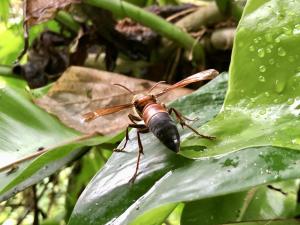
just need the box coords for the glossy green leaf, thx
[223,220,300,225]
[182,0,300,158]
[181,180,299,225]
[0,75,116,201]
[0,0,9,24]
[69,0,300,224]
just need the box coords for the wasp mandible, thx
[83,69,219,182]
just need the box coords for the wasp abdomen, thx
[148,112,180,152]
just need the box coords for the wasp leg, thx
[113,114,143,152]
[168,107,215,140]
[128,114,142,124]
[129,126,149,184]
[113,123,146,152]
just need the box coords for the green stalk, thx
[84,0,205,64]
[56,11,80,33]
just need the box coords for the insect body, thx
[83,69,219,182]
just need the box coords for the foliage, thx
[1,0,300,224]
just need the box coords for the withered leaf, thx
[25,0,81,26]
[35,66,192,135]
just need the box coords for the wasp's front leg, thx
[168,107,215,140]
[113,114,143,152]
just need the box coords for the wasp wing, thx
[155,69,219,97]
[82,103,134,122]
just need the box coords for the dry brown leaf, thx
[25,0,81,26]
[35,66,193,135]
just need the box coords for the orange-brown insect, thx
[83,69,219,182]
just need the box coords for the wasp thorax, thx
[132,94,157,115]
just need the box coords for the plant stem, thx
[55,11,80,33]
[84,0,205,64]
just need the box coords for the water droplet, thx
[253,38,259,43]
[259,109,266,115]
[258,75,266,82]
[287,98,294,105]
[282,26,292,35]
[240,89,244,93]
[251,58,255,62]
[293,24,300,35]
[274,98,279,103]
[277,47,286,56]
[259,65,266,73]
[275,79,285,93]
[257,48,265,57]
[277,12,285,20]
[268,58,275,65]
[266,47,272,53]
[249,45,255,52]
[265,33,273,42]
[264,91,270,97]
[275,37,281,43]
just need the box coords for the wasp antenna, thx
[148,81,166,94]
[82,111,98,122]
[113,83,134,95]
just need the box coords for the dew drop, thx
[277,47,286,56]
[249,45,255,52]
[259,109,266,115]
[268,58,275,65]
[282,26,292,35]
[266,47,272,54]
[293,24,300,35]
[253,38,259,43]
[287,98,294,105]
[257,48,265,58]
[264,91,270,97]
[259,65,266,73]
[265,33,273,42]
[258,75,265,82]
[275,37,281,43]
[275,79,285,93]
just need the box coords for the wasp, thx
[83,69,219,182]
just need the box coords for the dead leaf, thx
[35,66,193,135]
[25,0,81,26]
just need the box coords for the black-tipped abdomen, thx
[148,112,180,152]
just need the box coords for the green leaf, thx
[182,0,300,158]
[223,220,300,225]
[181,180,299,225]
[0,0,10,24]
[0,75,115,201]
